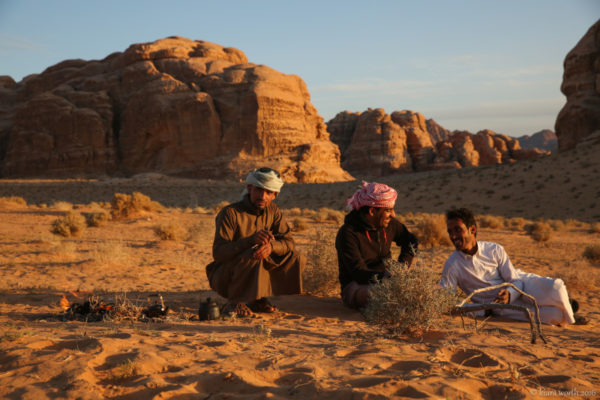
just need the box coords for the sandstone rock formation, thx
[328,109,411,176]
[555,19,600,151]
[327,109,549,175]
[517,129,557,152]
[0,37,352,182]
[425,118,452,144]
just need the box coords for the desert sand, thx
[0,141,599,399]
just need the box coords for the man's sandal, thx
[248,297,278,313]
[223,302,253,317]
[574,314,589,325]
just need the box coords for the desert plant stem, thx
[455,282,546,344]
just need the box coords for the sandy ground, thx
[0,197,598,399]
[0,140,599,399]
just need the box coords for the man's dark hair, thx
[446,207,477,228]
[357,206,372,215]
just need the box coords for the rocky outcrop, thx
[390,111,435,171]
[426,118,452,143]
[0,37,352,182]
[327,109,550,175]
[517,129,557,152]
[329,108,411,176]
[555,20,600,151]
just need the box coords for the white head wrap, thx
[241,167,284,199]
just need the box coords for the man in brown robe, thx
[206,167,304,316]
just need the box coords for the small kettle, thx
[198,297,220,321]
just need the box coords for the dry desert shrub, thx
[556,260,600,291]
[110,192,163,220]
[363,259,458,336]
[506,217,527,231]
[52,212,86,237]
[0,196,27,208]
[524,222,552,242]
[51,201,74,211]
[87,201,110,211]
[112,359,138,380]
[312,208,345,225]
[564,219,586,230]
[583,245,600,264]
[301,208,316,218]
[92,240,130,264]
[478,215,505,230]
[415,214,452,248]
[285,207,303,217]
[547,219,567,232]
[153,224,187,241]
[213,200,230,214]
[302,228,339,296]
[85,211,110,227]
[291,217,309,232]
[399,212,416,225]
[186,222,210,243]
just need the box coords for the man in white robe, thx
[440,208,582,325]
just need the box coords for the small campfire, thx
[60,293,169,322]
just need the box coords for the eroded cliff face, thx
[0,37,352,182]
[327,109,549,175]
[556,20,600,151]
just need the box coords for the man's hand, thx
[252,229,274,246]
[253,242,272,260]
[493,288,510,304]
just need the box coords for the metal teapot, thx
[198,297,220,321]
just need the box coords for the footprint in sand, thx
[345,376,390,388]
[205,340,227,347]
[532,374,571,384]
[45,338,102,352]
[388,360,431,373]
[394,385,430,399]
[450,348,500,368]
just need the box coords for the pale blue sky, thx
[1,0,598,136]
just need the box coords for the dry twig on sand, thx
[453,282,547,344]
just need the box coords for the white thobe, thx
[441,241,575,325]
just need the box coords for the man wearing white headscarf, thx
[206,167,304,317]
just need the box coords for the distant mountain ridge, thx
[516,130,557,152]
[326,109,550,176]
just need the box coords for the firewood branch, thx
[452,282,547,344]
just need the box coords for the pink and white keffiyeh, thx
[345,181,397,211]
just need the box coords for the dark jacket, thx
[335,210,418,290]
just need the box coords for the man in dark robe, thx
[206,167,304,316]
[336,182,418,309]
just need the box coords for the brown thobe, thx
[205,195,303,302]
